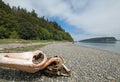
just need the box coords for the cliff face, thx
[79,37,117,43]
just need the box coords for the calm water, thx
[76,41,120,53]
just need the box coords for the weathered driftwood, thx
[0,50,71,76]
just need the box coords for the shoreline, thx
[74,43,120,54]
[75,41,120,54]
[39,42,120,81]
[0,42,120,82]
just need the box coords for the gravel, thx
[0,42,120,82]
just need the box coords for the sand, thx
[0,42,120,82]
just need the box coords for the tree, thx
[31,9,37,17]
[0,26,9,38]
[0,0,73,41]
[18,22,37,40]
[37,27,51,40]
[10,31,20,39]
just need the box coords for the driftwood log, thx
[0,50,71,76]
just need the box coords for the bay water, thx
[76,41,120,53]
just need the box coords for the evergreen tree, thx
[0,0,73,41]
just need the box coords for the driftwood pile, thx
[0,50,71,77]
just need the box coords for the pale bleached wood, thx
[0,50,70,76]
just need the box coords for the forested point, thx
[0,0,73,41]
[79,37,117,43]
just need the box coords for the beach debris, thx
[0,50,71,77]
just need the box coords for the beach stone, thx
[107,76,115,82]
[0,42,120,82]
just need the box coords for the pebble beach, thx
[0,42,120,82]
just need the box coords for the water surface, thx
[76,41,120,53]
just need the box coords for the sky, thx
[3,0,120,41]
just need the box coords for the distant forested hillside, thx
[0,0,73,41]
[80,37,117,43]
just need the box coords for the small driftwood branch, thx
[0,50,71,76]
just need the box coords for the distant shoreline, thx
[75,41,120,54]
[79,37,117,43]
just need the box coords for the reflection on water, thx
[76,41,120,53]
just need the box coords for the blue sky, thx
[3,0,120,40]
[48,17,84,35]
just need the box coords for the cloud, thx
[78,0,120,34]
[3,0,33,11]
[3,0,120,40]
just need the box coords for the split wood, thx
[0,50,71,76]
